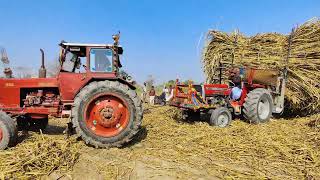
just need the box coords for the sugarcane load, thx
[202,18,320,116]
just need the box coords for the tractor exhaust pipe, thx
[39,49,47,78]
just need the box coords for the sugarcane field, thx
[0,1,320,179]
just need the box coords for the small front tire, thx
[209,107,232,127]
[0,111,18,150]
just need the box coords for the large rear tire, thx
[243,88,273,124]
[0,111,18,150]
[71,80,143,148]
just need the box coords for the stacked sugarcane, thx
[203,18,320,115]
[0,134,81,179]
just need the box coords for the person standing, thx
[141,82,147,103]
[149,86,156,105]
[166,85,174,101]
[163,85,169,96]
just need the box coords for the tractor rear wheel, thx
[209,107,232,127]
[243,88,273,124]
[71,80,143,148]
[0,111,17,150]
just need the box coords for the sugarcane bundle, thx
[203,18,320,115]
[0,134,80,179]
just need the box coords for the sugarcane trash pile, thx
[0,106,319,179]
[203,18,320,115]
[0,133,80,179]
[307,115,320,130]
[72,106,320,179]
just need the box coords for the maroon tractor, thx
[0,34,143,149]
[170,67,287,127]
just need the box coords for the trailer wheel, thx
[71,80,143,148]
[0,111,17,150]
[243,88,273,124]
[209,107,232,127]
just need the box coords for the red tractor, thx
[170,67,287,127]
[0,34,143,150]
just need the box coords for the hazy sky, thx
[0,0,319,83]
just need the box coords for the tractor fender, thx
[68,77,136,101]
[82,77,136,93]
[115,78,136,90]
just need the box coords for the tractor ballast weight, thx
[170,67,286,127]
[0,34,143,150]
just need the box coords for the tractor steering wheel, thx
[228,80,235,88]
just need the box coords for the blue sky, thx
[0,0,319,84]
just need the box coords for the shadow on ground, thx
[122,126,148,148]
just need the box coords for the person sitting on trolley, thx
[229,68,242,100]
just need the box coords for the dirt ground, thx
[1,105,320,179]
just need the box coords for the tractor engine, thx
[206,95,227,106]
[23,90,60,107]
[203,84,230,106]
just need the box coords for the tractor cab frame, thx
[58,42,123,74]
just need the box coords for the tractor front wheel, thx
[243,88,273,124]
[71,80,143,148]
[209,107,232,127]
[0,111,17,150]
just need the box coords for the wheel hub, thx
[101,107,114,120]
[98,106,119,127]
[217,113,229,127]
[85,93,130,137]
[258,99,270,120]
[93,102,124,128]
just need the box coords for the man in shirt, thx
[149,86,156,105]
[141,82,147,103]
[229,68,242,100]
[166,85,174,102]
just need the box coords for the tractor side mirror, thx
[117,47,123,55]
[82,64,88,71]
